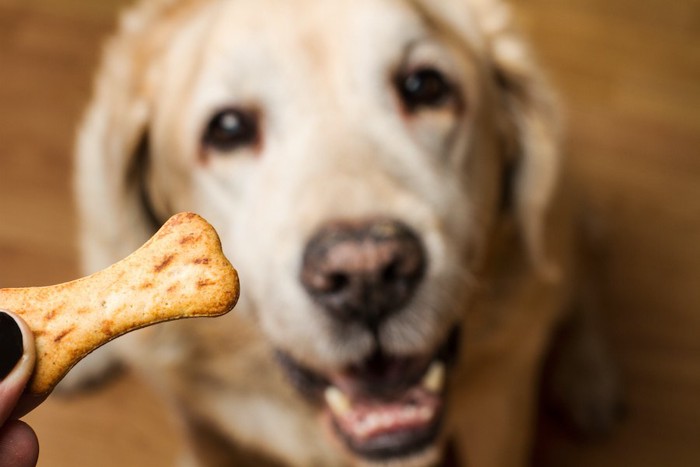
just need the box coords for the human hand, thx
[0,311,41,467]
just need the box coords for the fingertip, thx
[0,311,37,421]
[0,420,39,467]
[0,311,36,377]
[0,312,25,380]
[0,311,36,381]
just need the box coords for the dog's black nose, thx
[300,219,426,327]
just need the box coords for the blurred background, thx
[0,0,698,465]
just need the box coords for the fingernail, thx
[0,312,24,380]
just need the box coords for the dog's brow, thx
[397,37,430,71]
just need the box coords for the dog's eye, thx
[203,108,259,152]
[396,67,453,112]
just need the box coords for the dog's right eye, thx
[203,108,259,153]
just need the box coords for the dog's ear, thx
[477,1,563,281]
[74,1,181,273]
[416,0,563,279]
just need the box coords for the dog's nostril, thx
[300,219,426,326]
[327,273,350,294]
[381,260,400,284]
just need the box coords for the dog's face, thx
[81,0,560,464]
[146,0,507,462]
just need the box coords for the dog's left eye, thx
[203,108,259,152]
[396,67,454,112]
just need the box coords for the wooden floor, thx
[1,0,698,465]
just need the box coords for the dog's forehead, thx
[202,0,478,70]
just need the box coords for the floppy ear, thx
[476,0,563,280]
[74,0,192,274]
[416,0,563,278]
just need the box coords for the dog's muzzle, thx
[276,219,460,461]
[275,327,461,461]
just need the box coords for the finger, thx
[0,420,39,467]
[0,311,36,423]
[10,393,49,421]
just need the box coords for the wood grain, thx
[0,0,698,465]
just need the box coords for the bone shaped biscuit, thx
[0,212,239,395]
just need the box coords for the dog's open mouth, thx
[275,327,461,461]
[324,357,446,460]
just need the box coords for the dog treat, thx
[0,212,239,395]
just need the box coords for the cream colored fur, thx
[72,0,600,466]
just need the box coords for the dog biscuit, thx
[0,212,239,395]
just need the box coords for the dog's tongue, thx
[333,387,441,441]
[324,362,445,442]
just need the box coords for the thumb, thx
[0,311,36,423]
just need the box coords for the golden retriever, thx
[71,0,619,465]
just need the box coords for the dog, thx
[71,0,620,465]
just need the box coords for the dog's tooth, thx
[324,387,352,417]
[422,361,446,393]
